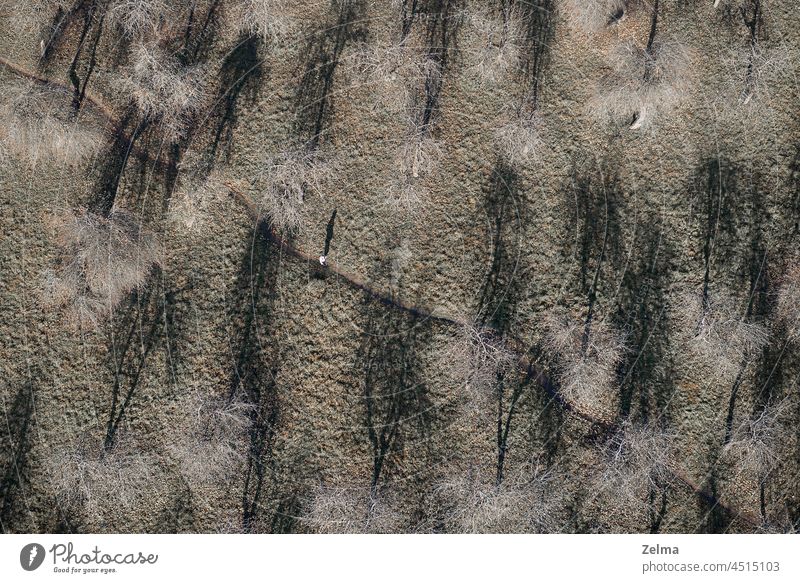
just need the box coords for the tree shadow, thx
[294,0,368,148]
[356,294,432,494]
[615,216,674,421]
[226,223,282,533]
[103,276,168,449]
[0,380,35,533]
[203,34,266,171]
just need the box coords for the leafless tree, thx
[302,483,401,533]
[253,148,331,233]
[723,398,789,480]
[384,119,443,213]
[45,433,163,528]
[562,0,629,35]
[542,310,625,414]
[167,391,254,489]
[41,208,162,328]
[775,264,800,338]
[439,319,515,414]
[124,42,207,142]
[168,170,232,231]
[675,289,768,384]
[435,461,557,533]
[466,5,525,84]
[231,0,294,42]
[106,0,172,39]
[0,80,104,166]
[493,110,545,166]
[589,38,693,131]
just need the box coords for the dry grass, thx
[589,39,693,131]
[45,434,163,527]
[253,149,331,233]
[542,310,625,412]
[675,289,769,383]
[776,264,800,337]
[41,208,162,328]
[167,392,254,489]
[125,43,207,142]
[302,483,401,533]
[0,80,104,166]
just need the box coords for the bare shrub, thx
[254,149,330,233]
[168,392,254,489]
[107,0,171,39]
[302,484,400,533]
[384,121,443,213]
[493,111,545,166]
[675,290,769,383]
[435,462,556,533]
[0,81,104,165]
[542,310,625,412]
[466,7,525,83]
[589,39,693,131]
[439,320,515,412]
[231,0,294,42]
[724,398,789,479]
[45,434,162,527]
[41,208,162,328]
[562,0,628,35]
[125,43,206,142]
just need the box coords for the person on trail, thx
[319,209,337,267]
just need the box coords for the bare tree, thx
[439,319,515,414]
[589,38,693,131]
[45,433,163,529]
[675,289,768,384]
[385,117,443,213]
[302,483,401,533]
[106,0,172,39]
[124,42,207,142]
[493,111,545,166]
[167,391,254,489]
[434,461,557,533]
[562,0,629,35]
[0,80,104,166]
[542,310,625,414]
[466,5,525,84]
[231,0,294,42]
[253,148,331,233]
[41,208,162,328]
[723,398,788,481]
[775,264,800,338]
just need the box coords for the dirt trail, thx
[0,56,758,530]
